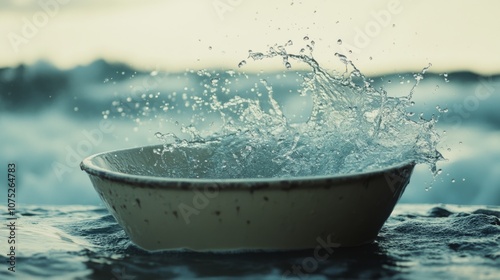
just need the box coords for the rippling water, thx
[1,204,498,279]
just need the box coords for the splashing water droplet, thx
[337,39,342,45]
[238,60,247,68]
[334,53,349,65]
[451,179,456,183]
[249,52,265,61]
[303,36,309,41]
[154,132,163,139]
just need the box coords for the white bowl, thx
[81,144,414,252]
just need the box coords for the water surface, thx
[1,204,498,279]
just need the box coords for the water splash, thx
[148,42,442,179]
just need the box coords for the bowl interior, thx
[82,143,415,184]
[86,144,219,178]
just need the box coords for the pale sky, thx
[1,0,499,75]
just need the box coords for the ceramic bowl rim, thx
[80,144,416,188]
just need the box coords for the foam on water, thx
[128,42,443,179]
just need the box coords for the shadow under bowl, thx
[81,144,415,252]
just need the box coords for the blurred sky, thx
[1,0,499,75]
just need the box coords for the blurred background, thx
[1,0,499,205]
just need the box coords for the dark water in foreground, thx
[0,204,498,279]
